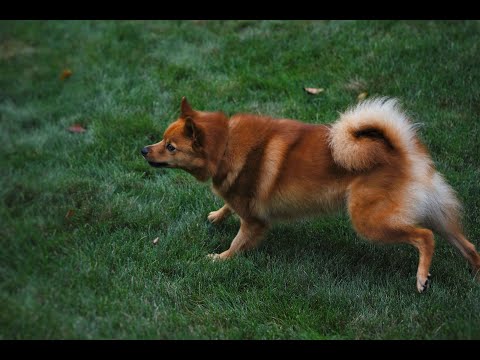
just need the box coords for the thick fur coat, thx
[142,97,480,293]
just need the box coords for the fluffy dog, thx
[142,97,480,292]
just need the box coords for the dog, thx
[141,97,480,293]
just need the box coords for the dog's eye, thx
[166,143,176,152]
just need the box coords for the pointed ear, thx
[184,117,203,149]
[181,97,194,118]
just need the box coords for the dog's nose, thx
[141,147,150,156]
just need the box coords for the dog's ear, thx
[181,97,194,118]
[184,117,203,150]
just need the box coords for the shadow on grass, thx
[204,214,478,291]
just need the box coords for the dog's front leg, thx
[208,218,267,260]
[207,204,233,224]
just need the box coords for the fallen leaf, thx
[304,87,325,95]
[357,92,368,101]
[67,124,86,133]
[65,209,75,219]
[152,237,159,245]
[60,69,73,80]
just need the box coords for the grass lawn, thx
[1,20,480,339]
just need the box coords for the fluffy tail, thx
[328,97,417,171]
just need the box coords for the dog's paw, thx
[208,210,224,224]
[207,253,222,261]
[207,252,231,261]
[417,273,432,293]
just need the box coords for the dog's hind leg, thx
[208,204,233,224]
[441,225,480,281]
[423,172,480,281]
[390,227,435,293]
[208,218,267,261]
[354,222,435,293]
[349,196,435,293]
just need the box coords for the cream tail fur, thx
[328,97,417,171]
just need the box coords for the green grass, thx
[1,20,480,339]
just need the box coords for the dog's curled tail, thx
[328,97,417,171]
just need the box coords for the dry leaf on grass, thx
[60,69,73,80]
[152,237,159,245]
[304,87,325,95]
[357,92,368,101]
[65,209,75,219]
[67,124,86,133]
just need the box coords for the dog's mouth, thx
[148,161,170,168]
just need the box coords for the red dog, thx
[142,97,480,293]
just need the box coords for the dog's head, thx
[141,97,228,182]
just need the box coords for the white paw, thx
[417,273,432,293]
[207,210,222,224]
[207,253,222,261]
